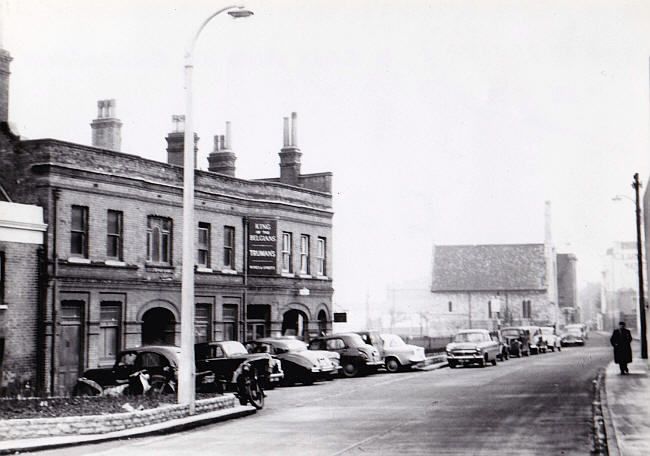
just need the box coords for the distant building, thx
[601,241,640,332]
[430,243,560,335]
[557,253,579,323]
[0,43,334,395]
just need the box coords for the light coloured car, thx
[540,326,562,352]
[446,329,500,368]
[520,326,548,354]
[379,333,426,373]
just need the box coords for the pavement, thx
[0,404,256,455]
[603,355,650,456]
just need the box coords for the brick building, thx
[0,44,333,395]
[0,201,47,394]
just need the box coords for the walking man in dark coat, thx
[610,321,633,375]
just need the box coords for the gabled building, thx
[0,43,334,395]
[430,243,559,334]
[429,202,563,335]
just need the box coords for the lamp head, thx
[228,8,254,18]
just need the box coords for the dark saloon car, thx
[75,346,183,396]
[195,340,284,391]
[501,327,532,357]
[247,338,339,385]
[308,333,383,377]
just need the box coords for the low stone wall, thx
[0,394,238,441]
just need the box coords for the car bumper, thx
[268,372,284,383]
[446,354,483,362]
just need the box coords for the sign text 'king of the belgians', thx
[247,219,277,275]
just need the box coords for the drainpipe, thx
[50,188,59,396]
[468,292,472,329]
[242,217,248,342]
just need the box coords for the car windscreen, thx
[564,328,582,336]
[278,340,308,352]
[453,332,487,343]
[540,327,554,335]
[381,334,406,347]
[343,334,366,347]
[220,341,249,356]
[502,329,521,337]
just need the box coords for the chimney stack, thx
[0,0,11,124]
[207,121,237,176]
[165,115,198,167]
[279,112,302,186]
[90,99,122,151]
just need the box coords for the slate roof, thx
[431,244,549,292]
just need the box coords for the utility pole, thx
[633,173,648,359]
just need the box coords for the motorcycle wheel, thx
[238,370,265,410]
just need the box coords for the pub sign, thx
[247,219,277,275]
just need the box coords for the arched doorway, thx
[282,309,309,341]
[318,309,328,336]
[142,307,176,345]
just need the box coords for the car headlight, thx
[475,348,482,354]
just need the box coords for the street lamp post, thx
[632,173,648,359]
[179,4,253,412]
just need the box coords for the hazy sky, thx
[3,0,650,314]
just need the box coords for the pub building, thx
[0,41,333,395]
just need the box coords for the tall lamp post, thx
[180,4,253,411]
[632,173,648,359]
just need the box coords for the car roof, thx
[254,338,306,347]
[457,329,489,334]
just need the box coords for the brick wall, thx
[0,394,239,440]
[0,241,41,394]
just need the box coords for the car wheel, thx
[148,375,175,395]
[448,361,457,369]
[302,375,315,386]
[478,357,486,368]
[385,357,401,373]
[490,356,497,366]
[342,362,359,377]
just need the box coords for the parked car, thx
[561,327,585,346]
[540,326,562,352]
[246,338,339,385]
[489,330,509,361]
[379,333,426,372]
[74,346,182,397]
[500,327,531,357]
[445,329,500,368]
[521,326,547,354]
[565,323,588,340]
[308,333,383,377]
[194,340,284,408]
[355,330,385,359]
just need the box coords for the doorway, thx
[142,307,176,345]
[282,309,309,341]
